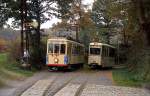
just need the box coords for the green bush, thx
[0,53,34,87]
[127,48,150,81]
[0,53,33,77]
[113,68,148,87]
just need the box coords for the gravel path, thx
[21,78,55,96]
[0,69,149,96]
[80,84,150,96]
[45,72,75,96]
[0,71,51,96]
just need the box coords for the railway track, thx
[18,70,150,96]
[1,70,149,96]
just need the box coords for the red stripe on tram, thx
[47,64,68,67]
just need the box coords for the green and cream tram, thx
[88,42,116,68]
[46,37,85,70]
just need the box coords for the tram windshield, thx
[90,48,101,55]
[48,43,66,54]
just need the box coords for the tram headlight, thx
[54,58,59,63]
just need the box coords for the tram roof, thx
[47,37,84,46]
[90,42,115,48]
[48,37,69,41]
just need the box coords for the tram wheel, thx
[48,67,53,72]
[48,67,58,72]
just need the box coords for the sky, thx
[41,0,94,29]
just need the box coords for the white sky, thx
[41,0,94,29]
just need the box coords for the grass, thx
[112,68,148,87]
[0,53,34,87]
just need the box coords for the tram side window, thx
[102,46,105,56]
[68,43,71,55]
[54,44,59,53]
[72,44,79,55]
[60,44,66,54]
[109,48,115,57]
[48,44,53,53]
[77,46,80,54]
[72,44,75,54]
[80,46,83,55]
[102,46,108,57]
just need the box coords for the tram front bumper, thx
[88,63,101,67]
[47,64,68,67]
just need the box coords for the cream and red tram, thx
[88,42,115,68]
[46,37,85,70]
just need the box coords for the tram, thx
[46,37,85,71]
[88,42,116,68]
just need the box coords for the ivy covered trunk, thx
[129,0,150,80]
[29,0,43,69]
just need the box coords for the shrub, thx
[7,37,21,62]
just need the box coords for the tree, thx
[91,0,115,43]
[106,0,150,80]
[79,11,95,47]
[27,0,74,68]
[131,0,150,46]
[0,0,75,69]
[130,0,150,79]
[0,0,13,27]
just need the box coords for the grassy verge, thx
[0,53,34,87]
[112,68,149,87]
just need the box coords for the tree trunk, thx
[133,0,150,46]
[20,0,24,58]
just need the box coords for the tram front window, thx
[90,48,101,55]
[48,44,53,53]
[48,43,66,54]
[60,44,66,54]
[54,44,59,53]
